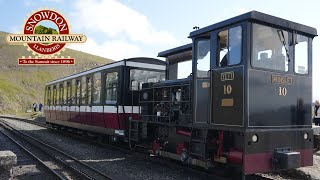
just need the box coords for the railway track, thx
[0,118,114,180]
[0,125,61,179]
[0,116,276,180]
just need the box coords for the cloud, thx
[68,37,146,60]
[67,0,180,60]
[71,0,179,46]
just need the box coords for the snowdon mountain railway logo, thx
[6,8,86,65]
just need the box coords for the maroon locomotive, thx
[44,11,317,178]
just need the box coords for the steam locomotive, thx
[44,11,317,178]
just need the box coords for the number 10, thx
[278,87,287,96]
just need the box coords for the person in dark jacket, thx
[39,103,43,112]
[314,100,320,126]
[33,103,37,112]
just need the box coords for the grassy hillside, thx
[0,31,113,115]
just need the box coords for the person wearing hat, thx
[314,100,320,126]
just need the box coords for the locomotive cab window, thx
[196,39,210,77]
[252,24,289,72]
[218,26,242,67]
[130,69,165,90]
[177,59,192,79]
[295,34,309,74]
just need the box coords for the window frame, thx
[293,33,310,75]
[195,37,211,78]
[104,70,119,105]
[81,76,87,105]
[217,25,243,67]
[92,72,102,105]
[46,86,51,106]
[87,76,93,106]
[250,22,292,73]
[75,79,81,106]
[52,85,56,106]
[71,79,76,106]
[66,81,72,106]
[63,81,67,105]
[59,83,63,106]
[129,67,166,91]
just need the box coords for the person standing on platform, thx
[39,103,43,112]
[33,103,37,112]
[314,100,320,126]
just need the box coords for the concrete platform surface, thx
[0,150,17,166]
[313,125,320,135]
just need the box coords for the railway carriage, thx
[44,58,166,136]
[44,11,317,178]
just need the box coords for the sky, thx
[0,0,319,100]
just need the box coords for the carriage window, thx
[252,24,289,72]
[55,84,60,106]
[50,85,54,106]
[76,80,81,106]
[53,85,57,106]
[71,79,76,105]
[59,84,63,106]
[93,72,101,104]
[44,87,47,105]
[196,39,210,77]
[81,76,87,105]
[105,72,118,104]
[47,86,51,106]
[218,26,242,67]
[130,69,165,90]
[295,34,308,74]
[63,81,67,105]
[67,82,72,105]
[87,77,92,105]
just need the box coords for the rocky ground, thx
[2,118,216,180]
[2,115,320,180]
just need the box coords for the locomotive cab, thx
[188,11,317,175]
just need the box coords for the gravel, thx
[3,117,320,180]
[1,118,210,180]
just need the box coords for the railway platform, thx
[0,150,17,179]
[312,125,320,135]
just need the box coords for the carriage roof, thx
[46,57,166,85]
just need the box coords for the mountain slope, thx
[0,31,113,114]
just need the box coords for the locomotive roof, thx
[158,43,192,57]
[46,57,166,85]
[189,11,317,38]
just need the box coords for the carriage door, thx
[194,39,211,123]
[211,26,244,126]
